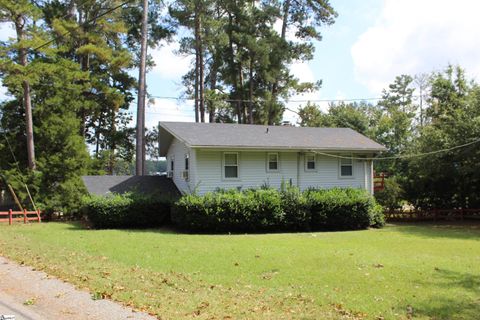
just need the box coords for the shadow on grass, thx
[63,221,181,235]
[389,220,480,240]
[407,269,480,319]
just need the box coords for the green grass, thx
[0,222,479,319]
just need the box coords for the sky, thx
[2,0,480,129]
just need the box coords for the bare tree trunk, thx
[95,115,103,158]
[248,57,254,124]
[15,15,36,170]
[194,9,201,123]
[108,110,116,175]
[199,26,205,122]
[238,61,246,123]
[208,57,219,123]
[136,0,148,176]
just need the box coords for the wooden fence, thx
[385,208,480,221]
[0,209,42,225]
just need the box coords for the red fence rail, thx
[373,172,386,192]
[0,209,42,225]
[385,208,480,221]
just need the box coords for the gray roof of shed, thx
[159,122,386,156]
[82,175,180,197]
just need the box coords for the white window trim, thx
[339,156,354,179]
[304,153,317,172]
[266,152,280,172]
[222,152,240,180]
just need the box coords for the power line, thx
[33,0,134,51]
[314,138,480,161]
[147,94,423,104]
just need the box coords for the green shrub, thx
[172,189,284,233]
[173,187,384,233]
[306,188,374,230]
[370,203,386,228]
[374,177,404,210]
[82,193,172,229]
[280,186,310,231]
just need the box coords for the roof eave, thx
[190,145,386,152]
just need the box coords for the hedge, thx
[172,187,385,233]
[82,193,172,229]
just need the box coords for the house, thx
[159,122,386,195]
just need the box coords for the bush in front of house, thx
[172,187,384,233]
[306,188,375,231]
[172,188,285,233]
[280,186,310,231]
[82,192,172,229]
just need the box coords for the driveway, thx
[0,257,157,320]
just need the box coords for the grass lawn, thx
[0,222,479,319]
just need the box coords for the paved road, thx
[0,257,157,320]
[0,291,44,320]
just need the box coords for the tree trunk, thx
[136,0,148,176]
[238,61,246,123]
[95,114,103,158]
[194,8,201,123]
[248,57,254,124]
[15,15,36,170]
[227,13,241,123]
[208,56,219,123]
[108,110,116,175]
[198,15,205,122]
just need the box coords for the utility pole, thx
[136,0,148,175]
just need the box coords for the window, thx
[340,157,353,177]
[267,153,279,171]
[224,153,238,178]
[305,153,316,171]
[185,154,189,170]
[170,156,175,171]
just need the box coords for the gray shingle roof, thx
[159,122,385,156]
[82,176,180,197]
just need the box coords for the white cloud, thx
[352,0,480,95]
[150,41,191,79]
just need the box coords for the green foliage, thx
[173,187,383,233]
[374,177,404,210]
[82,193,172,229]
[280,186,310,231]
[173,189,285,233]
[298,101,375,136]
[305,188,375,231]
[170,0,337,124]
[403,66,480,208]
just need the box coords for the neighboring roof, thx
[82,176,180,197]
[159,122,386,156]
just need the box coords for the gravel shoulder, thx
[0,256,157,320]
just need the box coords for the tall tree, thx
[0,0,39,170]
[136,0,148,175]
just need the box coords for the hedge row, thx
[82,193,171,229]
[172,187,385,233]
